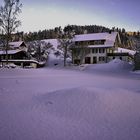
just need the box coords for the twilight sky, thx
[5,0,140,32]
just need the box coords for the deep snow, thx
[0,60,140,140]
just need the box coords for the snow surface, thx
[0,59,140,140]
[42,39,59,50]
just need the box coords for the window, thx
[74,59,80,64]
[99,49,101,53]
[99,57,105,61]
[94,41,99,45]
[101,40,105,44]
[75,42,79,45]
[73,49,80,56]
[93,57,97,64]
[102,48,105,53]
[92,48,98,53]
[107,49,113,53]
[85,49,90,54]
[99,48,105,53]
[89,41,95,45]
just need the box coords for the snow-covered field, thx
[0,60,140,140]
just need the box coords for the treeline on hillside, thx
[1,24,140,49]
[23,25,111,42]
[24,25,139,50]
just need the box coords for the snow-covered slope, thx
[42,39,71,67]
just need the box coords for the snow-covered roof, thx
[1,59,39,63]
[73,32,118,47]
[74,32,118,41]
[105,32,119,46]
[0,49,23,55]
[9,41,26,49]
[115,47,136,55]
[74,33,107,41]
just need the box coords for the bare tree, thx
[58,30,75,67]
[79,42,89,64]
[27,40,52,61]
[0,0,22,63]
[71,41,88,65]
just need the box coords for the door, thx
[93,57,97,64]
[85,57,91,64]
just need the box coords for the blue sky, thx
[10,0,140,32]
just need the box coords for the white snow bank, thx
[47,53,64,66]
[47,51,71,67]
[84,59,133,73]
[132,70,140,74]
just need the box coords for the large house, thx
[71,32,122,64]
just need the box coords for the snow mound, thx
[33,87,140,140]
[85,59,133,73]
[133,70,140,74]
[44,39,72,67]
[36,87,140,117]
[47,53,64,66]
[47,51,71,67]
[108,58,133,70]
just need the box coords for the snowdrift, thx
[84,59,133,73]
[32,87,140,140]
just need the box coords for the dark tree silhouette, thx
[0,0,22,63]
